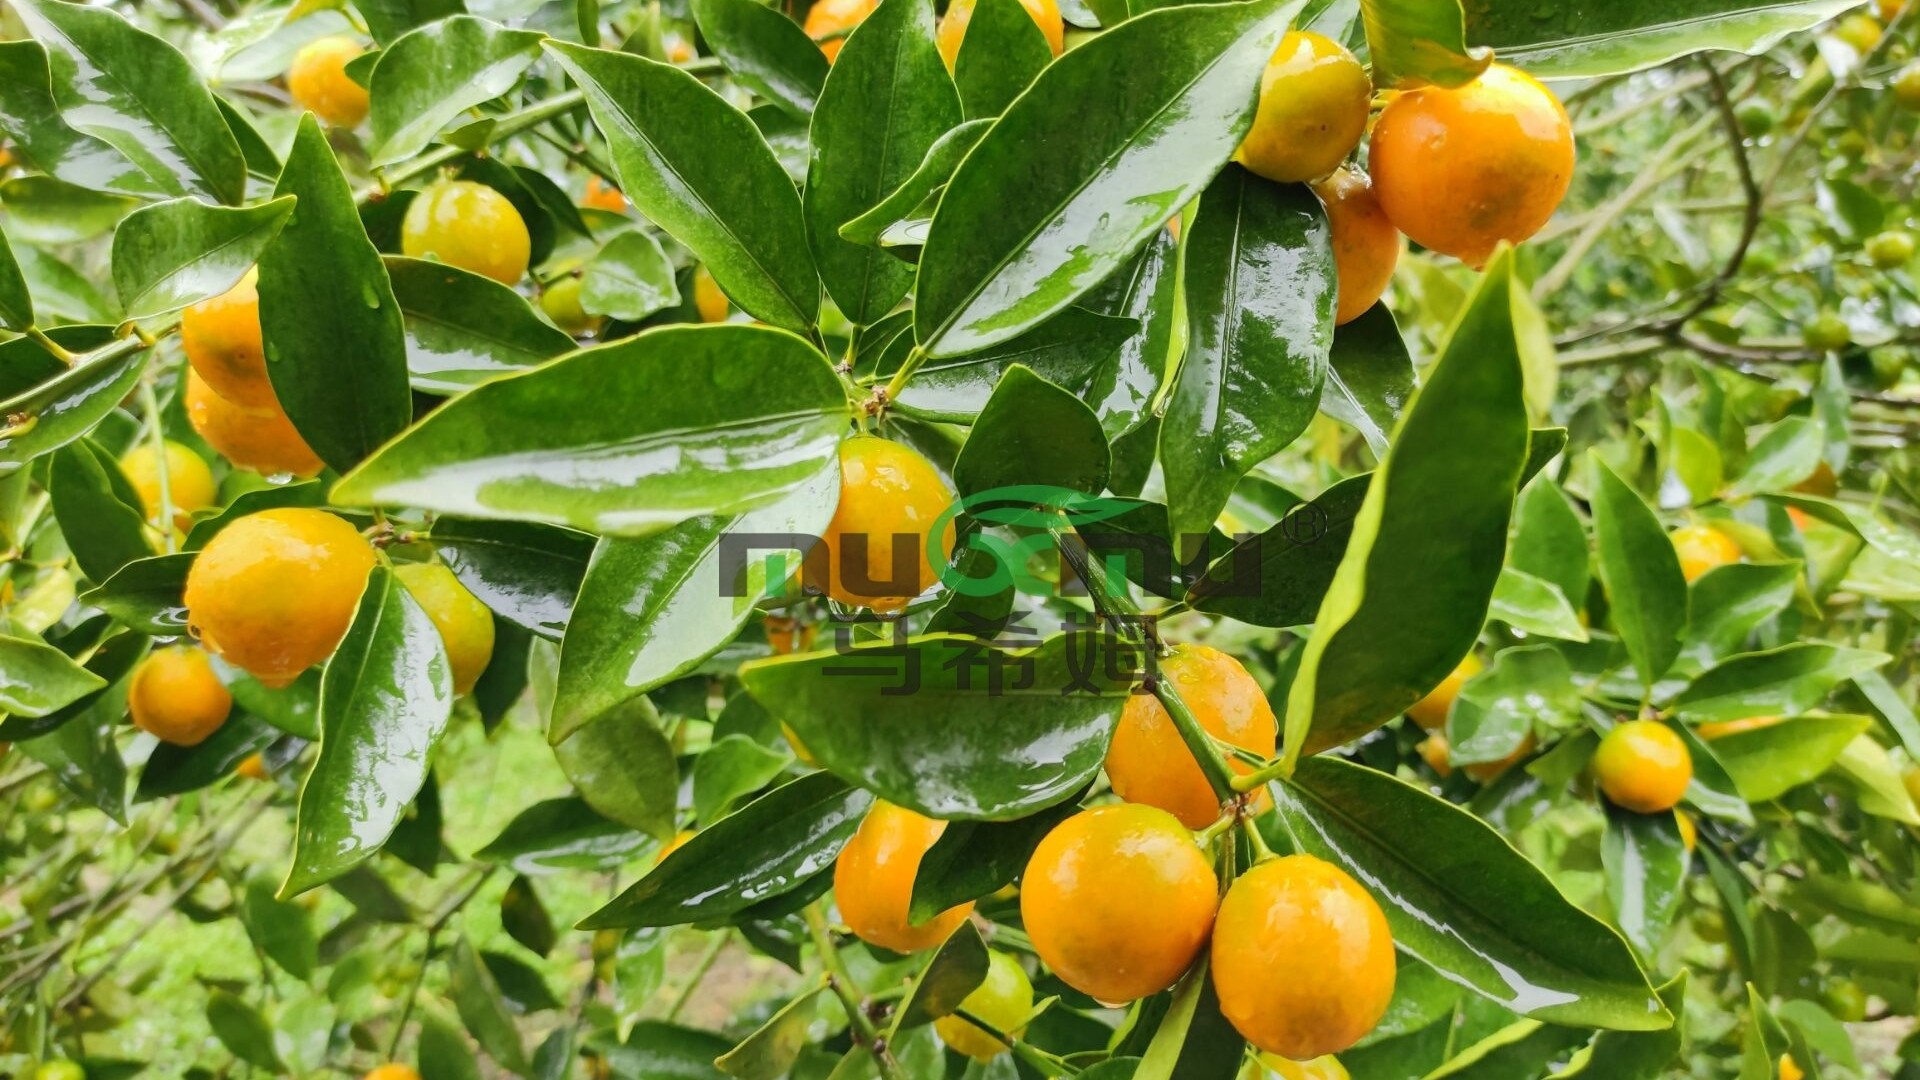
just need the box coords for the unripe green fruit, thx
[540,275,603,336]
[1867,229,1915,268]
[1834,130,1870,160]
[1824,979,1869,1023]
[1735,101,1776,137]
[1802,312,1852,352]
[35,1061,86,1080]
[1896,61,1920,110]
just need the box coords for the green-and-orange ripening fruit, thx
[1211,854,1395,1059]
[1370,64,1575,268]
[936,0,1064,69]
[184,509,378,688]
[1021,804,1218,1004]
[1236,32,1372,185]
[1106,644,1277,828]
[1671,523,1741,582]
[1406,653,1481,730]
[185,369,325,479]
[120,440,217,530]
[1313,168,1401,325]
[1592,719,1693,814]
[401,180,532,286]
[805,437,958,613]
[288,36,370,128]
[541,275,604,336]
[804,0,879,62]
[128,645,232,747]
[394,563,495,695]
[834,801,974,952]
[934,950,1035,1059]
[182,268,276,409]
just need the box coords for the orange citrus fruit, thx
[582,176,628,213]
[1313,168,1400,325]
[401,180,531,285]
[394,562,495,695]
[1694,715,1783,740]
[128,645,232,747]
[288,36,369,127]
[1593,720,1693,814]
[693,266,729,323]
[1407,653,1481,730]
[805,0,880,62]
[184,369,324,479]
[936,0,1064,69]
[1236,32,1371,184]
[834,800,974,952]
[1106,644,1276,828]
[1671,524,1741,582]
[120,440,217,530]
[182,268,276,409]
[805,437,957,613]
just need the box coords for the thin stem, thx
[368,89,589,198]
[804,903,908,1080]
[881,346,928,403]
[662,930,730,1023]
[385,866,496,1059]
[1237,816,1275,862]
[25,328,75,366]
[1664,60,1763,329]
[138,380,176,551]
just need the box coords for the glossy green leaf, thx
[1856,668,1920,762]
[581,773,871,928]
[953,365,1109,498]
[1166,167,1332,543]
[886,306,1139,414]
[14,246,110,323]
[909,796,1082,921]
[1286,252,1529,759]
[13,0,246,203]
[450,936,531,1075]
[182,481,326,549]
[1671,721,1752,825]
[109,195,295,321]
[1601,803,1687,963]
[913,0,1295,356]
[893,921,989,1030]
[591,1024,731,1080]
[0,231,30,333]
[1081,226,1178,445]
[547,41,819,332]
[1186,473,1368,627]
[554,470,835,739]
[1683,561,1798,664]
[838,119,992,248]
[1447,645,1578,765]
[1361,0,1491,89]
[0,324,108,401]
[386,256,575,395]
[0,630,146,742]
[335,326,848,536]
[368,16,544,165]
[430,518,593,639]
[0,631,107,717]
[1425,1020,1591,1079]
[581,231,680,322]
[1464,0,1854,80]
[79,553,191,635]
[135,713,277,800]
[259,117,411,474]
[716,984,823,1080]
[1272,756,1669,1030]
[1670,643,1887,722]
[48,440,149,584]
[0,339,149,477]
[1831,734,1920,825]
[0,41,158,197]
[475,796,653,874]
[20,700,127,823]
[241,876,319,980]
[553,698,679,840]
[742,634,1129,820]
[1551,975,1688,1079]
[283,566,455,897]
[954,0,1052,118]
[1703,713,1871,802]
[1490,568,1589,642]
[691,0,829,118]
[1725,417,1823,499]
[805,0,959,324]
[1590,454,1687,692]
[1321,303,1415,457]
[206,991,284,1071]
[359,0,466,44]
[487,950,562,1015]
[693,734,790,824]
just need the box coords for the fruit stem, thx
[881,345,928,402]
[137,380,177,552]
[805,902,909,1080]
[25,327,75,366]
[663,929,731,1023]
[1237,816,1276,863]
[1230,756,1291,793]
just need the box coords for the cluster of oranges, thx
[802,0,1065,66]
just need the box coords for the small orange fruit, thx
[1593,720,1693,814]
[1313,169,1400,325]
[1236,32,1371,184]
[805,0,880,62]
[934,949,1034,1059]
[834,801,974,952]
[182,268,276,409]
[1406,653,1481,730]
[120,440,218,530]
[288,36,370,128]
[394,562,495,695]
[693,266,729,323]
[401,180,532,285]
[1671,524,1741,582]
[1106,644,1276,829]
[184,508,378,688]
[654,830,695,865]
[128,646,232,747]
[1693,715,1783,740]
[1463,732,1534,782]
[582,176,628,213]
[1021,804,1218,1003]
[1370,64,1575,267]
[805,437,957,613]
[1779,1053,1804,1080]
[236,753,271,780]
[1416,733,1453,778]
[1675,810,1697,853]
[936,0,1064,70]
[1212,854,1395,1059]
[184,370,324,479]
[363,1067,423,1080]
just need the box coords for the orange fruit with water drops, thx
[1694,715,1783,740]
[1212,854,1395,1059]
[1671,524,1741,582]
[1236,32,1371,185]
[582,176,628,213]
[128,646,232,747]
[805,0,879,61]
[120,440,217,530]
[1106,644,1276,828]
[1407,653,1481,730]
[288,36,370,128]
[1593,720,1693,814]
[402,180,531,286]
[1021,804,1217,1003]
[834,801,974,952]
[184,509,378,688]
[936,0,1064,70]
[363,1067,422,1080]
[693,266,729,323]
[236,753,270,781]
[182,268,276,409]
[805,437,957,613]
[394,562,495,695]
[185,370,324,479]
[1313,168,1400,325]
[934,949,1034,1059]
[1370,64,1575,267]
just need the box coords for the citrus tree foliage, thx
[0,0,1917,1078]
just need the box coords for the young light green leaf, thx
[553,697,679,839]
[1682,561,1798,664]
[1490,567,1589,642]
[693,734,790,824]
[1724,416,1823,498]
[110,195,295,321]
[1669,643,1887,722]
[716,984,823,1080]
[0,632,108,718]
[368,16,546,165]
[1703,713,1871,802]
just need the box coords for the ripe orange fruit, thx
[288,36,370,128]
[1416,733,1453,778]
[541,275,603,337]
[184,370,324,479]
[1370,64,1574,267]
[936,0,1064,70]
[1671,524,1741,582]
[363,1067,422,1080]
[401,180,531,285]
[1212,854,1395,1059]
[805,0,879,62]
[182,269,276,409]
[654,830,695,865]
[1693,715,1783,740]
[1880,0,1904,21]
[1593,720,1693,814]
[1313,168,1400,325]
[1106,644,1276,829]
[394,563,495,695]
[582,176,628,213]
[804,437,957,613]
[1236,32,1371,185]
[236,753,271,780]
[1406,653,1481,730]
[1779,1053,1804,1080]
[1463,732,1534,782]
[693,266,729,323]
[833,801,974,952]
[1021,804,1218,1003]
[184,509,378,688]
[1261,1055,1350,1080]
[128,646,232,747]
[120,440,217,530]
[934,949,1034,1059]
